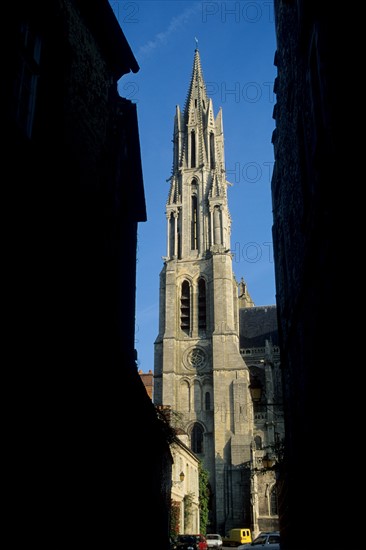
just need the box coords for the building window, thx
[191,423,204,454]
[191,194,198,250]
[190,130,196,167]
[205,391,210,411]
[180,280,191,334]
[270,486,278,515]
[14,22,42,138]
[210,132,215,168]
[177,210,182,259]
[254,435,262,450]
[198,278,207,330]
[169,212,175,258]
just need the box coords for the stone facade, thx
[154,49,283,537]
[170,433,201,535]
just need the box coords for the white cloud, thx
[138,2,202,58]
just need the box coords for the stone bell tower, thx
[154,48,254,533]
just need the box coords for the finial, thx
[195,36,198,50]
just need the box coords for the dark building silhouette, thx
[271,2,349,548]
[7,1,172,545]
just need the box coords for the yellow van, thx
[222,528,252,546]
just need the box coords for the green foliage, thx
[198,461,210,535]
[184,492,195,526]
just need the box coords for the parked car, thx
[237,531,280,550]
[206,534,223,548]
[223,528,252,546]
[176,534,208,550]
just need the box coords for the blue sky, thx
[110,1,277,372]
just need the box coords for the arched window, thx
[190,130,196,167]
[191,423,204,454]
[169,212,175,258]
[205,391,211,411]
[198,278,207,330]
[177,209,182,259]
[180,281,190,334]
[270,486,278,515]
[254,435,262,450]
[191,195,198,250]
[210,132,215,168]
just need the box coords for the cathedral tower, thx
[154,48,254,533]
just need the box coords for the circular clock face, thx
[187,348,206,369]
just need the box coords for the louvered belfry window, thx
[198,278,207,330]
[180,280,190,334]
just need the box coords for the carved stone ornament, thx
[186,347,206,369]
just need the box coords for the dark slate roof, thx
[239,305,279,348]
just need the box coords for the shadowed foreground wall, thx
[6,1,172,545]
[271,2,352,548]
